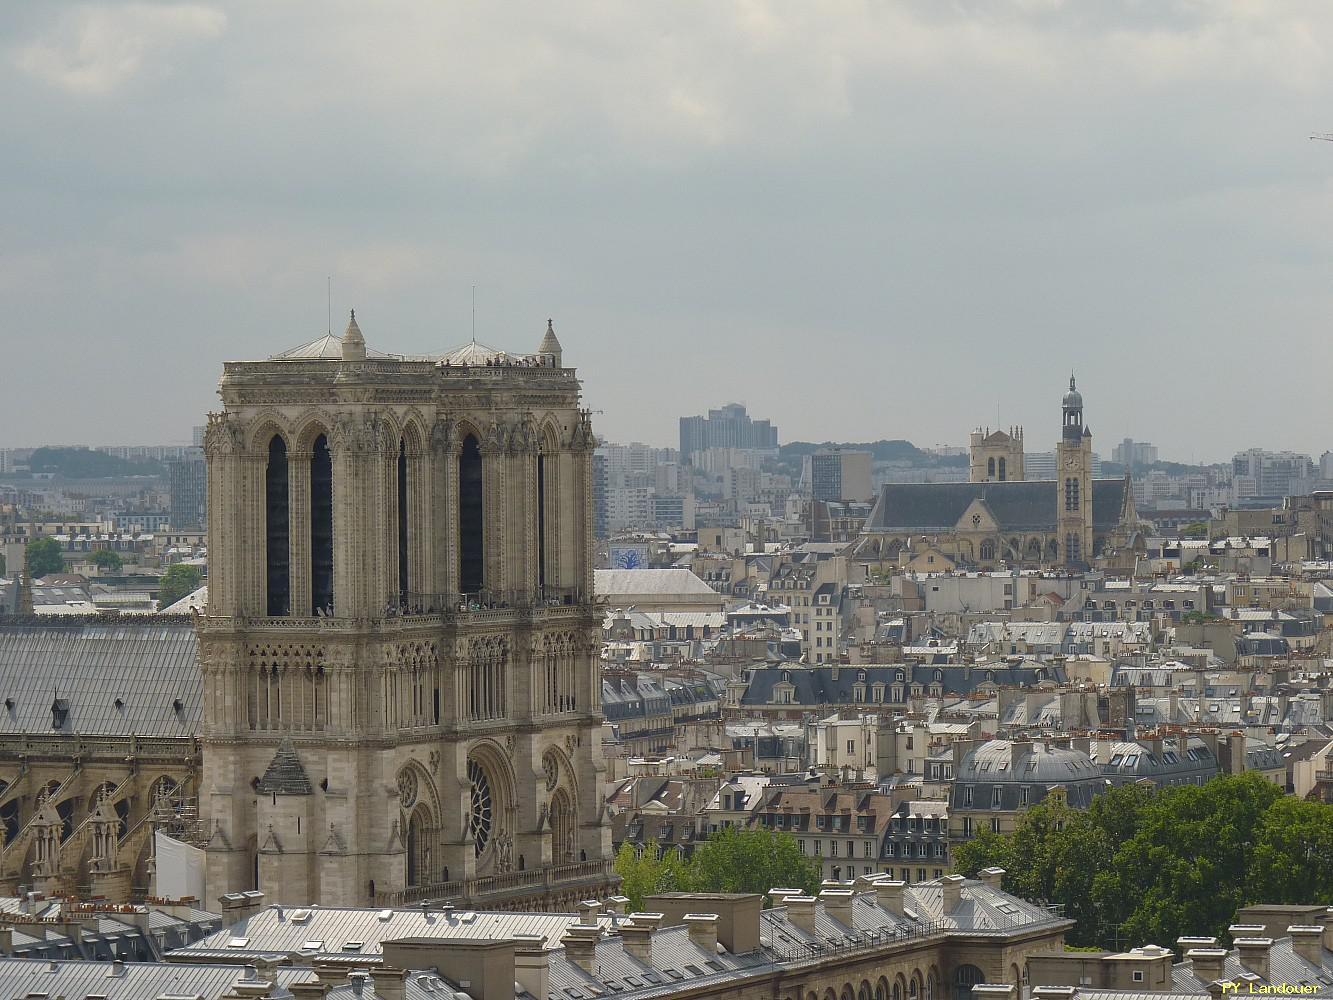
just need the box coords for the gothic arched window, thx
[265,435,290,616]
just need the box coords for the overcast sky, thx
[4,1,1333,462]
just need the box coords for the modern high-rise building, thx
[810,448,873,501]
[679,403,777,464]
[199,314,613,908]
[168,449,207,530]
[1112,438,1158,467]
[1231,448,1315,500]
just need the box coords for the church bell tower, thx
[1055,375,1094,567]
[197,314,613,908]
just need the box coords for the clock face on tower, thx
[1065,455,1077,468]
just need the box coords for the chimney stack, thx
[1288,926,1324,967]
[685,913,719,954]
[514,935,550,1000]
[1186,948,1228,984]
[578,900,601,926]
[368,968,408,1000]
[561,925,601,973]
[620,913,663,965]
[604,896,630,915]
[1233,938,1272,983]
[940,874,966,913]
[978,867,1005,889]
[785,895,818,934]
[820,888,855,926]
[972,987,1016,1000]
[875,879,906,916]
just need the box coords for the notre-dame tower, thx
[1056,374,1094,567]
[198,313,613,907]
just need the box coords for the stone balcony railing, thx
[198,588,594,634]
[375,858,615,908]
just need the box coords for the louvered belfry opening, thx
[265,435,290,616]
[310,434,334,614]
[458,434,483,595]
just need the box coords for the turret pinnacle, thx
[341,309,366,361]
[537,317,563,367]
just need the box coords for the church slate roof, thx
[256,738,313,795]
[865,479,1128,533]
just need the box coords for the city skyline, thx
[3,3,1333,456]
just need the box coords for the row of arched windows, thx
[260,420,564,616]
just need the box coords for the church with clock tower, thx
[198,313,615,909]
[856,375,1139,572]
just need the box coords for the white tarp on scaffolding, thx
[154,831,205,901]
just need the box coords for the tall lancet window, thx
[459,434,484,595]
[537,452,547,590]
[310,434,334,614]
[265,435,290,616]
[398,438,409,603]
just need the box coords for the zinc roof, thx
[172,905,617,963]
[0,956,314,999]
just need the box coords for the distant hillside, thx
[28,447,164,478]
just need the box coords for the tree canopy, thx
[613,827,822,911]
[90,549,124,572]
[24,537,64,578]
[953,773,1304,949]
[158,564,203,610]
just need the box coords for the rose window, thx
[396,768,417,809]
[468,759,493,857]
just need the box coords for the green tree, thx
[1099,773,1283,948]
[955,774,1301,949]
[90,549,124,572]
[614,840,689,912]
[24,537,64,578]
[1182,522,1209,539]
[684,826,821,899]
[1246,796,1333,904]
[158,564,204,610]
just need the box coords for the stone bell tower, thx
[1055,374,1094,567]
[198,313,613,907]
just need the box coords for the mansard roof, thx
[740,661,1065,706]
[865,479,1129,534]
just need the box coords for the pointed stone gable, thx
[256,738,313,795]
